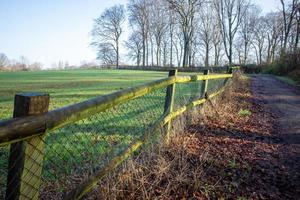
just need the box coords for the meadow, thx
[0,69,169,196]
[0,69,226,198]
[0,69,169,119]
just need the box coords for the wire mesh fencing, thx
[39,86,167,198]
[0,70,234,199]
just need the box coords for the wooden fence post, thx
[5,93,49,200]
[201,69,209,98]
[164,69,177,143]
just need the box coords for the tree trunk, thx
[137,52,140,66]
[182,42,188,67]
[294,18,300,51]
[156,43,160,66]
[163,43,167,67]
[142,35,146,67]
[214,44,219,66]
[170,33,173,67]
[146,35,149,67]
[116,38,119,68]
[182,33,189,67]
[150,37,154,66]
[205,42,209,67]
[229,34,233,66]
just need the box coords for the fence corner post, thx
[164,69,177,143]
[5,93,49,200]
[201,69,209,98]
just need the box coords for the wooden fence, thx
[0,67,238,200]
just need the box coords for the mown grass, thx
[0,69,227,198]
[0,69,169,197]
[0,69,169,119]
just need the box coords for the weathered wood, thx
[164,70,177,142]
[201,70,209,98]
[63,85,227,200]
[5,93,49,200]
[0,73,232,146]
[163,86,226,125]
[186,73,233,82]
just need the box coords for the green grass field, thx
[276,75,299,86]
[0,69,169,119]
[0,69,170,197]
[0,69,227,197]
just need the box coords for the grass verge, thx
[276,76,299,86]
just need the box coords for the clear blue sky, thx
[0,0,280,68]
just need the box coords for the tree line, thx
[0,54,43,71]
[0,54,98,71]
[91,0,299,73]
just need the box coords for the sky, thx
[0,0,280,68]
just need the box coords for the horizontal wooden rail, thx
[0,73,232,146]
[64,86,227,200]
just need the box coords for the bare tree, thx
[92,5,125,67]
[291,4,300,50]
[214,0,248,65]
[166,0,202,67]
[29,62,43,71]
[238,4,260,64]
[87,0,299,68]
[128,0,151,67]
[210,15,224,66]
[280,0,299,51]
[96,43,117,65]
[168,9,176,67]
[265,12,282,63]
[19,56,29,70]
[198,3,215,67]
[150,0,168,66]
[125,32,143,66]
[252,16,267,65]
[0,53,9,70]
[173,24,184,67]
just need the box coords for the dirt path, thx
[252,75,300,197]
